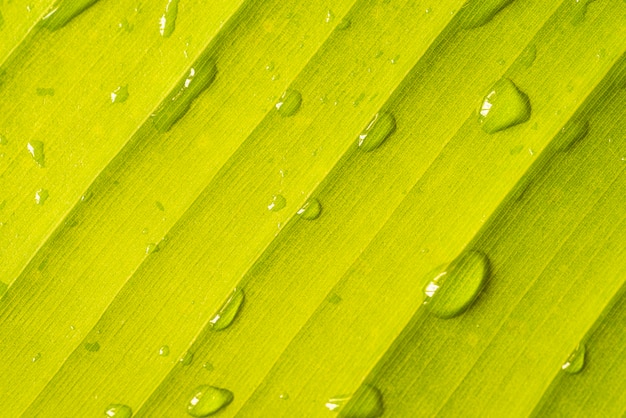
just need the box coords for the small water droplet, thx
[336,17,351,30]
[210,288,244,331]
[571,0,595,26]
[0,134,8,145]
[82,341,100,352]
[27,140,45,167]
[202,362,214,371]
[35,189,49,205]
[562,343,585,374]
[328,293,342,304]
[117,18,134,32]
[41,0,102,31]
[478,78,531,134]
[146,243,159,254]
[390,55,400,65]
[297,198,322,220]
[596,48,606,60]
[422,250,489,318]
[275,89,302,117]
[32,352,42,363]
[271,73,281,81]
[151,53,217,132]
[179,351,194,366]
[36,87,55,96]
[265,62,275,71]
[279,392,290,400]
[357,112,396,151]
[555,119,589,152]
[111,85,129,103]
[326,384,384,418]
[268,194,287,212]
[159,0,179,38]
[159,345,170,357]
[325,9,335,23]
[105,404,133,418]
[519,44,537,69]
[155,201,165,211]
[457,0,515,29]
[187,385,233,417]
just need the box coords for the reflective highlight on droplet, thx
[422,250,489,318]
[159,0,179,38]
[159,345,170,357]
[275,89,302,117]
[562,343,585,374]
[326,384,384,418]
[478,78,531,134]
[297,198,322,220]
[41,0,101,31]
[358,112,396,151]
[555,119,589,152]
[28,140,45,167]
[179,351,194,366]
[187,385,233,417]
[151,53,217,132]
[210,288,244,331]
[457,0,515,29]
[105,403,133,418]
[35,189,49,205]
[268,195,287,212]
[111,85,129,103]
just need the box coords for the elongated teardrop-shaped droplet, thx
[28,140,45,167]
[111,85,129,103]
[84,341,100,352]
[35,189,49,205]
[275,89,302,117]
[297,198,322,220]
[105,404,133,418]
[555,119,589,152]
[326,384,384,418]
[159,0,179,38]
[571,0,595,26]
[159,345,170,357]
[268,194,287,212]
[210,288,244,331]
[41,0,101,31]
[457,0,515,29]
[179,351,194,366]
[422,250,489,318]
[187,385,233,417]
[478,78,531,134]
[151,53,217,132]
[358,112,396,152]
[519,44,537,69]
[562,343,585,374]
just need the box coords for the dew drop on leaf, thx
[570,0,596,26]
[478,78,531,134]
[105,403,133,418]
[159,0,179,38]
[111,85,129,103]
[422,250,489,318]
[326,384,384,418]
[357,112,396,152]
[297,198,322,220]
[268,194,287,212]
[457,0,516,29]
[555,119,589,152]
[35,189,49,205]
[519,44,537,69]
[40,0,102,31]
[562,343,585,374]
[27,140,45,167]
[336,17,351,30]
[275,89,302,117]
[159,345,170,357]
[84,341,100,352]
[210,288,244,331]
[179,351,194,366]
[187,385,233,417]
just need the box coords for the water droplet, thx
[145,243,159,254]
[336,17,351,30]
[155,201,165,211]
[390,55,400,65]
[210,288,244,331]
[36,87,55,96]
[357,112,396,151]
[105,404,133,418]
[187,385,233,417]
[328,293,342,304]
[151,53,217,132]
[352,93,366,107]
[478,78,531,134]
[275,89,302,117]
[457,0,515,29]
[84,341,100,352]
[41,0,102,31]
[562,343,585,374]
[268,194,287,212]
[81,191,93,202]
[325,9,335,23]
[117,18,134,32]
[159,345,170,357]
[422,251,489,318]
[265,62,275,71]
[35,189,49,205]
[111,85,129,103]
[425,7,432,14]
[555,119,589,152]
[571,0,595,26]
[32,352,42,363]
[519,44,537,69]
[0,134,8,145]
[271,73,281,81]
[179,351,194,366]
[27,140,45,167]
[510,144,524,155]
[297,198,322,220]
[202,362,214,371]
[159,0,179,38]
[279,393,290,400]
[326,384,384,418]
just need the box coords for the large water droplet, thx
[210,288,244,331]
[105,404,133,418]
[268,194,287,212]
[478,78,531,134]
[28,140,45,167]
[275,89,302,117]
[159,0,179,38]
[357,112,396,151]
[35,189,49,205]
[297,198,322,220]
[457,0,515,29]
[326,384,384,418]
[555,119,589,152]
[562,343,585,374]
[41,0,102,31]
[151,53,217,132]
[187,385,233,417]
[422,250,489,318]
[111,85,129,103]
